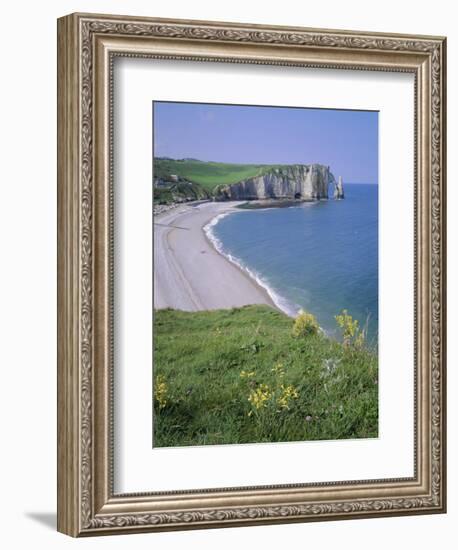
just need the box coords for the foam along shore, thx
[154,201,277,311]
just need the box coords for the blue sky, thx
[153,102,378,184]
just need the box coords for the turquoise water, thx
[208,184,378,345]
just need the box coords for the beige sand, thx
[153,201,276,311]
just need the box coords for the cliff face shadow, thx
[25,512,56,530]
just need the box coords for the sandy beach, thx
[154,201,276,311]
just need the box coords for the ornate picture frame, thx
[57,12,446,536]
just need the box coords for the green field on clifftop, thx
[153,158,286,191]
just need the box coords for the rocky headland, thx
[215,164,344,202]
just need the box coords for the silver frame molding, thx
[57,12,446,537]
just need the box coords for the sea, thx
[206,184,378,346]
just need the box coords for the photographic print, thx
[153,101,379,448]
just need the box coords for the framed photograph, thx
[57,13,446,536]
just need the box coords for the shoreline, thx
[153,201,279,313]
[202,214,299,318]
[202,225,280,313]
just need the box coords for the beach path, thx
[154,202,275,311]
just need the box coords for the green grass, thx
[153,159,285,192]
[153,181,210,204]
[153,305,378,447]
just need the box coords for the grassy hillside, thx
[154,158,282,192]
[153,181,210,205]
[153,305,378,447]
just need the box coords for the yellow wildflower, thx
[335,310,364,347]
[240,370,255,379]
[271,362,285,377]
[292,309,319,337]
[154,374,168,410]
[354,331,365,349]
[277,384,299,410]
[248,384,272,410]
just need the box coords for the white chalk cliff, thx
[216,164,344,201]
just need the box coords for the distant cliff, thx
[334,175,345,200]
[215,164,344,201]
